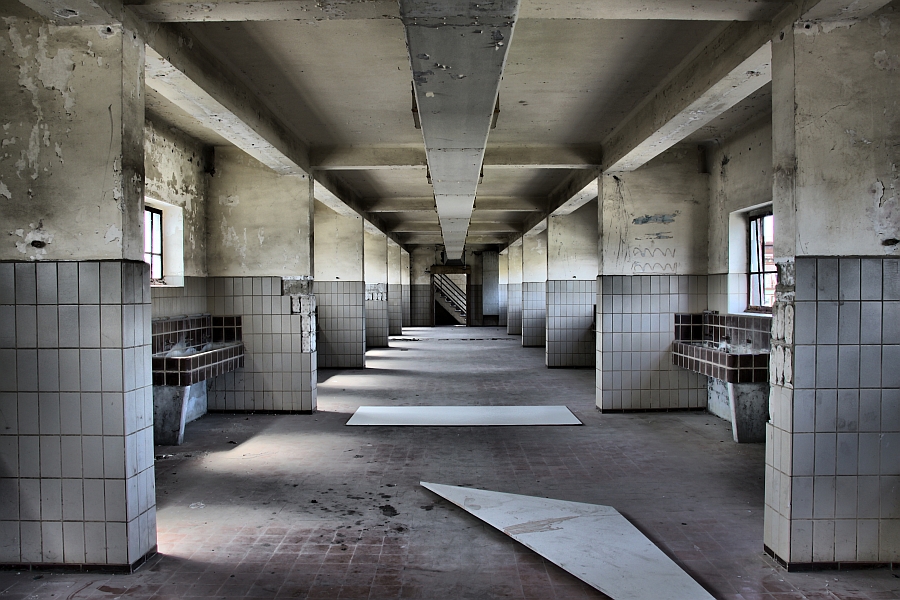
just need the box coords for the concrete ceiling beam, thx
[310,146,601,170]
[315,171,408,249]
[401,0,520,260]
[602,22,773,173]
[119,0,793,23]
[600,0,891,174]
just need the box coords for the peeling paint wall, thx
[707,116,773,274]
[600,147,709,275]
[0,18,144,261]
[143,117,209,276]
[313,199,363,281]
[548,198,599,280]
[207,146,312,276]
[792,12,900,255]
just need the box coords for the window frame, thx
[144,205,165,284]
[746,208,776,313]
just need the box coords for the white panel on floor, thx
[345,406,581,426]
[420,482,715,600]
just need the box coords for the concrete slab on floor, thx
[422,482,715,600]
[346,405,582,426]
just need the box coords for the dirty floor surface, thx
[1,327,898,599]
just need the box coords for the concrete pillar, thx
[409,247,435,326]
[465,250,484,326]
[764,15,900,568]
[522,226,548,347]
[597,148,709,411]
[547,199,599,367]
[387,240,402,335]
[313,201,365,368]
[506,239,523,335]
[0,18,156,568]
[498,250,509,327]
[401,249,411,327]
[206,147,316,412]
[482,251,500,327]
[364,228,389,348]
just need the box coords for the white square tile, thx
[63,521,86,563]
[84,521,107,563]
[20,521,42,562]
[62,478,84,521]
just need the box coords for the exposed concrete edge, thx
[550,178,598,217]
[314,172,407,250]
[145,46,307,176]
[142,23,311,173]
[605,42,772,173]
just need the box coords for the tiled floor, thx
[1,326,898,599]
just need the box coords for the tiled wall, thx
[522,282,546,347]
[366,284,389,349]
[506,283,522,335]
[546,280,596,367]
[314,281,365,368]
[707,273,750,315]
[401,285,410,328]
[388,284,402,335]
[0,261,156,567]
[149,277,207,319]
[766,257,900,566]
[206,277,316,412]
[597,275,708,411]
[499,283,508,327]
[409,284,432,327]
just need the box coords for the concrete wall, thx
[600,147,709,277]
[1,19,144,263]
[314,201,363,281]
[208,147,312,277]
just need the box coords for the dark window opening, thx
[748,209,776,312]
[144,206,164,284]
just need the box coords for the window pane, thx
[151,212,162,253]
[151,255,162,280]
[144,210,152,254]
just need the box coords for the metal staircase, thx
[433,274,467,325]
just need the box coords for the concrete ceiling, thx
[64,0,840,254]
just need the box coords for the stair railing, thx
[433,274,467,315]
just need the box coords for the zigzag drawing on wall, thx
[632,248,676,258]
[632,263,678,273]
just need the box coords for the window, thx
[144,206,164,283]
[748,210,776,311]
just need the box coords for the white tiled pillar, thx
[522,226,548,347]
[0,18,155,568]
[388,240,403,336]
[401,250,411,328]
[498,250,509,327]
[764,16,900,567]
[364,228,389,348]
[0,262,156,567]
[546,199,598,367]
[207,148,317,407]
[409,247,435,326]
[507,240,523,335]
[314,201,366,368]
